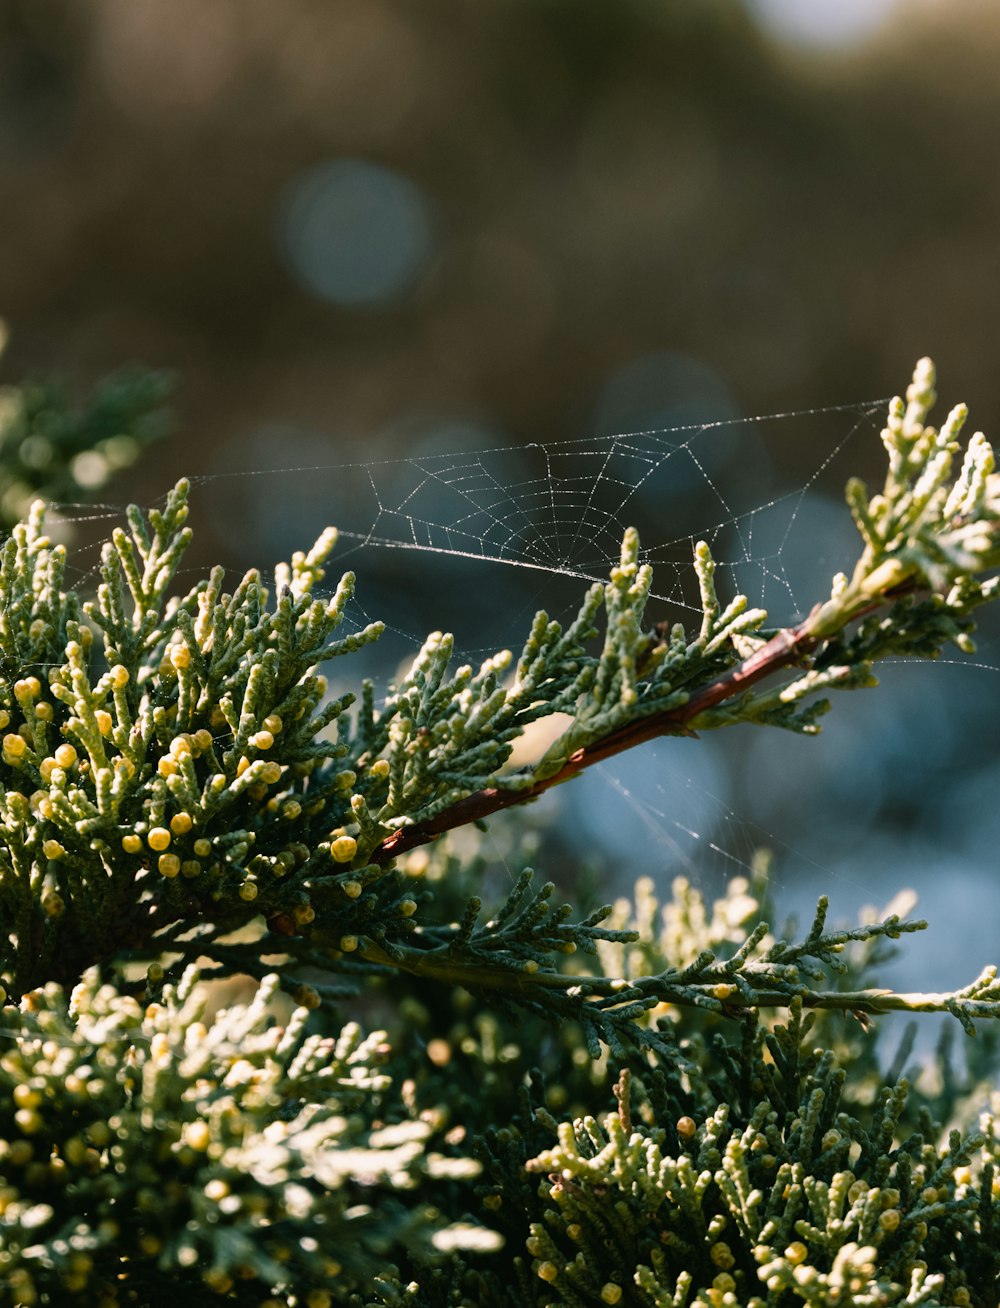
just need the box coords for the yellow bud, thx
[95,710,113,736]
[53,743,77,768]
[122,834,142,854]
[331,836,358,864]
[239,881,258,902]
[39,757,56,781]
[42,839,65,860]
[399,898,417,917]
[149,1033,171,1063]
[192,728,213,752]
[260,761,282,784]
[85,1120,111,1148]
[169,645,191,670]
[262,714,283,734]
[251,730,274,750]
[785,1242,808,1265]
[158,854,180,878]
[293,984,321,1010]
[709,1242,734,1269]
[341,879,362,899]
[193,838,212,857]
[15,1108,44,1134]
[147,827,171,852]
[236,755,251,776]
[879,1208,901,1232]
[339,934,359,952]
[185,1120,211,1151]
[537,1262,558,1283]
[677,1116,697,1139]
[3,733,27,759]
[34,702,52,721]
[170,812,193,836]
[181,859,202,878]
[109,665,129,688]
[601,1286,623,1304]
[369,758,390,780]
[157,757,178,778]
[62,1135,87,1166]
[0,710,8,729]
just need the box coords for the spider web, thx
[30,394,1000,993]
[178,396,886,653]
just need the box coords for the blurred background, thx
[1,0,999,1002]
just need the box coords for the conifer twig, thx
[371,608,843,865]
[374,358,1000,866]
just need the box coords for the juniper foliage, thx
[1,360,1000,1306]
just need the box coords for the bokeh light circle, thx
[279,158,434,309]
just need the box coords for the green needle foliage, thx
[2,358,1000,1305]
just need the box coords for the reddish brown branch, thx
[372,614,819,866]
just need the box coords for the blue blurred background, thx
[1,0,998,1002]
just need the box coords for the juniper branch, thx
[373,358,1000,865]
[346,875,1000,1054]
